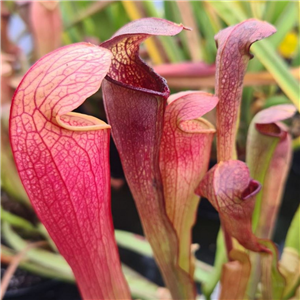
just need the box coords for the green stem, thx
[2,221,72,274]
[37,223,58,252]
[115,230,213,284]
[1,245,74,282]
[63,1,113,30]
[1,153,30,207]
[1,222,162,300]
[202,229,227,298]
[2,215,214,292]
[1,212,213,287]
[1,208,38,233]
[284,206,300,254]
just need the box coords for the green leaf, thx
[115,230,153,257]
[1,224,161,300]
[202,230,227,298]
[190,1,218,63]
[207,2,247,25]
[267,2,298,48]
[142,1,185,62]
[239,1,253,18]
[1,209,38,233]
[263,1,290,24]
[285,206,300,255]
[115,230,213,284]
[2,221,72,274]
[1,246,75,282]
[109,2,131,32]
[251,41,299,110]
[263,95,291,108]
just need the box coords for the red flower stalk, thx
[101,18,205,299]
[215,19,276,162]
[9,43,131,300]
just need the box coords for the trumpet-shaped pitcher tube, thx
[215,19,276,161]
[160,91,218,275]
[9,43,131,300]
[101,18,197,299]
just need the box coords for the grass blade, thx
[208,1,300,110]
[122,1,164,64]
[252,41,300,110]
[268,2,298,48]
[263,1,290,24]
[176,1,203,61]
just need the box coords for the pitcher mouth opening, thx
[241,180,261,200]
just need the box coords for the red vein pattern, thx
[101,18,196,299]
[101,17,188,96]
[196,160,269,252]
[160,91,218,275]
[215,19,276,161]
[9,43,131,300]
